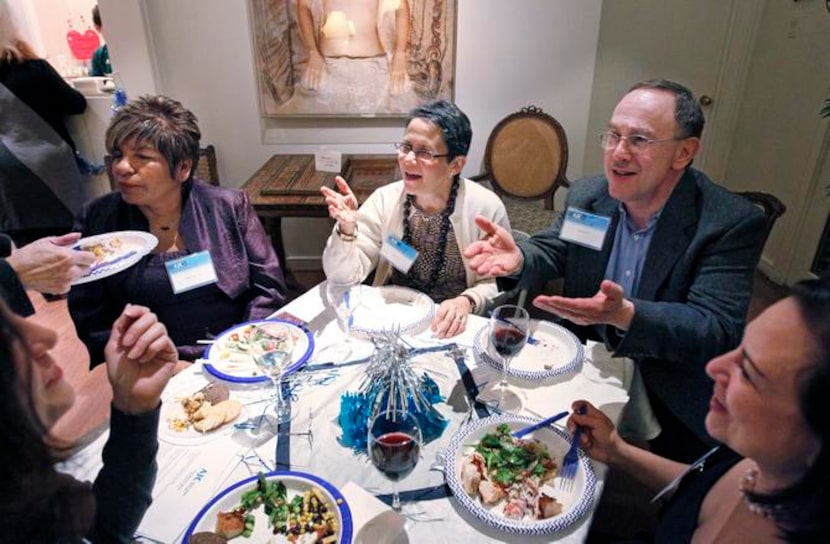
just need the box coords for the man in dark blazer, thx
[466,79,766,462]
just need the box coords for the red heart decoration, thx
[66,29,100,61]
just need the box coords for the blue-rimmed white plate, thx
[444,414,596,536]
[203,320,314,384]
[182,470,353,543]
[473,319,583,381]
[71,230,158,285]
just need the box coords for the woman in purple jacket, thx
[69,95,286,365]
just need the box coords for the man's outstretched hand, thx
[463,216,523,277]
[533,279,634,330]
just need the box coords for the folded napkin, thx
[342,481,405,544]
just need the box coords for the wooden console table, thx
[241,154,400,268]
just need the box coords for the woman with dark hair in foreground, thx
[0,300,177,542]
[571,277,830,543]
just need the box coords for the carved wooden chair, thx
[195,145,220,186]
[471,106,570,210]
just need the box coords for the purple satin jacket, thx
[69,179,287,364]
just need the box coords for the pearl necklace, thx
[739,464,785,520]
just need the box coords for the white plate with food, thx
[473,319,584,381]
[183,471,353,543]
[72,230,158,285]
[444,414,596,536]
[203,320,314,384]
[350,286,435,336]
[158,381,246,446]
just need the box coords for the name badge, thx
[380,234,418,273]
[559,207,611,251]
[165,250,219,294]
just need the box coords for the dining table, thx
[58,283,640,543]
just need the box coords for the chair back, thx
[195,145,220,186]
[735,191,786,247]
[471,106,569,210]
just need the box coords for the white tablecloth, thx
[59,283,636,543]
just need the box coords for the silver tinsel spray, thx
[338,330,447,451]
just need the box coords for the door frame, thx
[695,1,765,181]
[778,122,830,284]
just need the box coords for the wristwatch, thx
[460,293,477,313]
[335,222,357,242]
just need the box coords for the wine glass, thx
[489,304,529,413]
[322,277,362,358]
[255,349,292,424]
[368,409,422,511]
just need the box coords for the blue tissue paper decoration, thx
[338,332,448,452]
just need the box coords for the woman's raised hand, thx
[320,176,359,236]
[104,304,177,415]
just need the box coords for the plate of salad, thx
[444,414,596,536]
[203,320,314,384]
[183,471,353,543]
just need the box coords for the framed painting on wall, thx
[250,0,457,117]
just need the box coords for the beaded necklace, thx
[738,464,786,521]
[401,177,460,292]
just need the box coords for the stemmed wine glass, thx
[489,304,529,413]
[321,277,362,359]
[255,349,292,424]
[368,409,422,511]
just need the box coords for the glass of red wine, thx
[368,409,422,511]
[490,304,529,412]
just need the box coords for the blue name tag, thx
[165,250,219,294]
[559,207,611,251]
[380,234,418,273]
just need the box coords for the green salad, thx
[474,423,557,486]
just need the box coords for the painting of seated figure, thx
[250,0,457,117]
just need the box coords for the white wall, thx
[99,0,602,265]
[722,0,830,282]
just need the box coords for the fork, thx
[559,404,587,492]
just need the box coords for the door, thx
[582,0,762,182]
[785,127,830,283]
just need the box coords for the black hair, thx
[746,276,830,543]
[0,300,93,541]
[92,5,102,28]
[406,99,472,159]
[105,94,201,182]
[628,79,705,139]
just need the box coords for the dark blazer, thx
[511,168,766,443]
[0,234,34,316]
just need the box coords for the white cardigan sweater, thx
[322,178,510,314]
